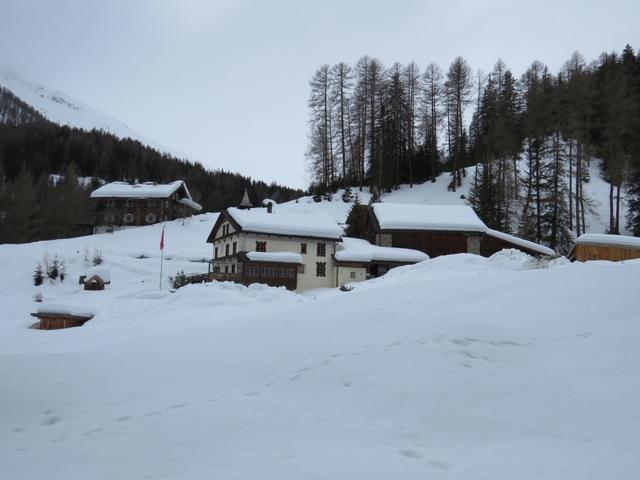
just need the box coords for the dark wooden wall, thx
[391,231,469,258]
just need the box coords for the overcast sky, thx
[1,0,638,188]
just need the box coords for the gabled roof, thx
[207,207,343,242]
[370,203,487,233]
[90,180,202,210]
[239,189,253,208]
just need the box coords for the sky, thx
[0,0,638,189]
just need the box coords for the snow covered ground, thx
[1,208,640,479]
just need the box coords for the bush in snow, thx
[33,263,44,286]
[92,250,104,266]
[48,256,60,281]
[59,260,66,282]
[33,292,43,303]
[171,270,189,289]
[341,186,354,203]
[368,187,382,205]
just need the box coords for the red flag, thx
[160,226,165,251]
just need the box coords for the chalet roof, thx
[223,207,343,240]
[575,233,640,250]
[371,203,487,233]
[335,237,428,264]
[90,180,202,210]
[486,229,555,256]
[84,267,111,283]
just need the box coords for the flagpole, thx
[159,225,165,290]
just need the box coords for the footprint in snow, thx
[41,416,61,426]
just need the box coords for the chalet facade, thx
[569,234,640,262]
[91,181,202,234]
[207,207,344,291]
[348,203,554,258]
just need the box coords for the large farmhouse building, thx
[347,203,553,258]
[206,206,429,292]
[91,181,202,233]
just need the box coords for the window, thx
[256,241,266,252]
[106,199,115,208]
[317,243,326,257]
[145,213,156,223]
[148,199,156,207]
[298,264,305,274]
[316,262,326,277]
[300,243,307,254]
[214,247,218,259]
[126,199,134,208]
[350,271,356,279]
[225,244,230,256]
[231,264,236,274]
[224,265,229,273]
[232,241,237,255]
[123,213,134,223]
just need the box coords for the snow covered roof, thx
[371,203,487,233]
[335,237,429,264]
[246,251,303,264]
[226,207,343,240]
[486,229,555,256]
[36,304,95,318]
[91,180,201,210]
[84,267,111,283]
[576,233,640,250]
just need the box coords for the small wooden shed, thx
[83,268,111,291]
[31,306,94,330]
[569,234,640,262]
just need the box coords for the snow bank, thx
[576,233,640,249]
[36,303,95,317]
[335,237,428,263]
[372,203,487,232]
[246,251,303,264]
[227,207,343,239]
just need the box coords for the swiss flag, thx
[160,226,165,251]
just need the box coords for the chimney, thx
[267,203,273,213]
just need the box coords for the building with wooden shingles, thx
[347,203,554,258]
[91,181,202,234]
[569,234,640,262]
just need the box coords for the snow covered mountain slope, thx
[1,213,639,479]
[0,68,179,156]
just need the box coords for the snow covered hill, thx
[277,159,629,236]
[0,68,179,156]
[1,211,639,479]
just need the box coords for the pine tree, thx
[33,263,44,286]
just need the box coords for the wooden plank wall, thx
[575,245,640,262]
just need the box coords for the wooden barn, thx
[91,180,202,234]
[347,203,554,259]
[569,234,640,262]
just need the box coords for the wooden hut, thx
[83,268,111,291]
[31,306,94,330]
[569,234,640,262]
